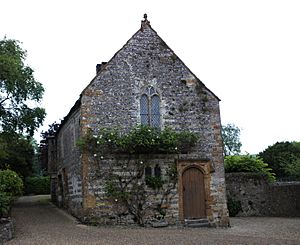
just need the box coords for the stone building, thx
[48,15,229,227]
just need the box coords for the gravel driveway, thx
[6,195,300,244]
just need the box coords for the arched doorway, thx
[182,167,206,219]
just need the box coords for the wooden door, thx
[182,167,206,219]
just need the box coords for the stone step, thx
[184,218,210,228]
[151,221,169,228]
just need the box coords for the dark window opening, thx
[145,166,152,177]
[154,164,161,177]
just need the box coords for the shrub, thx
[227,196,242,217]
[25,176,50,195]
[0,169,23,218]
[224,154,275,182]
[0,169,23,196]
[0,192,12,217]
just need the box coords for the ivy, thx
[145,176,164,189]
[77,125,198,225]
[78,125,198,155]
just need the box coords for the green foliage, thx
[80,125,196,225]
[227,196,242,217]
[104,180,130,201]
[40,122,60,140]
[0,37,45,136]
[145,176,164,189]
[283,158,300,180]
[166,163,178,182]
[222,123,242,156]
[78,125,198,155]
[0,192,12,217]
[224,155,275,182]
[0,169,23,196]
[0,132,35,178]
[24,176,50,195]
[0,169,23,218]
[259,141,300,180]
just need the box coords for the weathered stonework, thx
[49,16,229,227]
[226,173,300,217]
[0,218,14,243]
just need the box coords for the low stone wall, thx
[225,173,300,217]
[0,218,14,243]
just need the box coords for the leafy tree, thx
[224,154,275,182]
[222,123,242,156]
[31,138,42,175]
[40,122,60,140]
[0,132,35,178]
[258,141,300,180]
[284,159,300,180]
[0,37,45,136]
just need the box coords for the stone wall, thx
[55,108,83,216]
[226,173,300,217]
[83,155,179,226]
[0,218,14,243]
[79,19,228,226]
[52,19,229,227]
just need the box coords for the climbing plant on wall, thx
[78,125,198,155]
[78,125,198,225]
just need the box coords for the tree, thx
[224,154,275,182]
[0,132,35,178]
[40,122,60,140]
[221,123,242,156]
[0,37,45,136]
[258,141,300,180]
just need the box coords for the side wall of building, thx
[55,109,83,216]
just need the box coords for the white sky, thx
[1,0,300,154]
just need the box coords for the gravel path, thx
[6,195,300,244]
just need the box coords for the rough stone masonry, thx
[48,15,229,227]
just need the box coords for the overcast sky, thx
[1,0,300,154]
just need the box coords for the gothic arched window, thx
[140,86,161,127]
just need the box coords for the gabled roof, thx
[81,15,220,101]
[57,15,221,135]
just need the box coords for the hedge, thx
[25,176,50,195]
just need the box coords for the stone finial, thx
[141,13,150,31]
